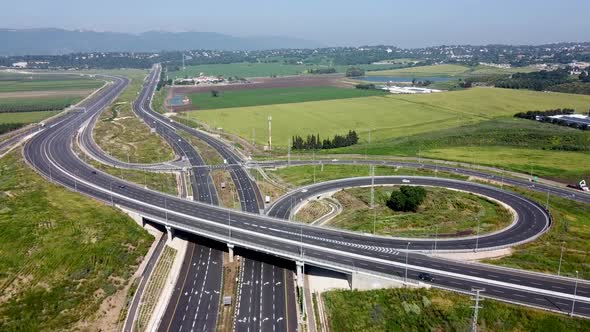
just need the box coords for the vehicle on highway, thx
[418,272,434,281]
[402,179,411,183]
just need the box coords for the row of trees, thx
[386,186,427,212]
[345,67,365,77]
[514,108,575,120]
[495,68,571,91]
[308,68,336,74]
[291,130,359,150]
[355,83,378,90]
[515,108,589,131]
[0,123,26,135]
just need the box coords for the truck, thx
[567,180,589,192]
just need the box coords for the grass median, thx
[93,70,176,164]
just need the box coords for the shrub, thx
[386,186,427,212]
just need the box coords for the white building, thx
[11,62,27,68]
[381,86,442,94]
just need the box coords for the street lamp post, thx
[228,210,232,242]
[405,242,411,283]
[434,225,439,253]
[571,270,579,316]
[474,216,480,252]
[558,242,565,276]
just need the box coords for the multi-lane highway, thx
[22,65,590,321]
[114,65,296,331]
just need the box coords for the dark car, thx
[418,273,434,282]
[91,170,97,174]
[118,184,126,189]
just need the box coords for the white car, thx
[402,179,410,183]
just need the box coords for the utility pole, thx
[471,288,485,332]
[405,242,411,283]
[571,270,579,316]
[434,224,439,253]
[474,216,480,252]
[370,164,376,234]
[288,137,291,167]
[313,149,316,184]
[267,115,272,152]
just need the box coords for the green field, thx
[187,86,387,110]
[190,88,590,146]
[0,76,102,93]
[168,62,400,79]
[423,146,590,182]
[0,151,152,330]
[0,96,83,113]
[0,110,61,124]
[367,64,536,77]
[323,287,590,332]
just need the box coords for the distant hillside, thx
[0,28,323,55]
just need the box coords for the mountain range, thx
[0,28,323,55]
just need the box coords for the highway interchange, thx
[20,65,590,329]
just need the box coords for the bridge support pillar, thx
[296,261,305,288]
[165,226,174,241]
[227,243,234,263]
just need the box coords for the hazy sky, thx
[3,0,589,47]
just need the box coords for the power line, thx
[471,288,485,332]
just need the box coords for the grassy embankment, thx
[325,186,511,237]
[187,86,387,110]
[483,183,590,279]
[190,88,590,183]
[0,151,152,330]
[93,69,176,164]
[323,287,590,332]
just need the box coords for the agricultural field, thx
[189,87,590,145]
[0,110,61,124]
[190,88,590,182]
[0,96,82,113]
[323,287,590,332]
[187,86,387,110]
[0,73,102,93]
[0,151,152,330]
[168,62,401,79]
[367,64,536,77]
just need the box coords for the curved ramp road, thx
[22,66,590,318]
[254,159,590,205]
[267,176,550,251]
